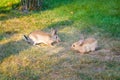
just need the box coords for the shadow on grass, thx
[42,0,74,10]
[0,10,30,21]
[0,31,18,40]
[44,20,74,30]
[0,39,30,62]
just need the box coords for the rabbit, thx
[23,29,61,46]
[71,38,97,54]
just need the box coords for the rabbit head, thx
[50,29,61,43]
[71,40,84,51]
[71,42,79,51]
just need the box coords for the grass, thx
[0,0,20,13]
[0,0,120,80]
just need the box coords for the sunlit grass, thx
[0,0,20,12]
[0,0,120,80]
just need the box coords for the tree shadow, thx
[42,0,74,10]
[0,39,31,62]
[0,9,30,21]
[43,20,74,32]
[0,31,18,40]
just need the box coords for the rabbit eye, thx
[56,36,57,39]
[72,45,75,47]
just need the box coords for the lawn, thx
[0,0,120,80]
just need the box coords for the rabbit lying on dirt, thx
[71,38,97,54]
[23,29,61,46]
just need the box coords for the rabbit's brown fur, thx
[71,38,97,54]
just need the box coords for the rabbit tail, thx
[23,35,34,45]
[23,35,32,44]
[23,35,29,42]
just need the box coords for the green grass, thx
[0,0,20,13]
[0,0,120,80]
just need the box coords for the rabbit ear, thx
[51,28,57,36]
[78,40,84,46]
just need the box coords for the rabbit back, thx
[28,30,53,45]
[82,40,97,52]
[83,38,96,44]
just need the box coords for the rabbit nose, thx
[58,39,61,42]
[71,46,74,50]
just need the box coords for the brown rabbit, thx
[23,29,61,46]
[71,38,97,54]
